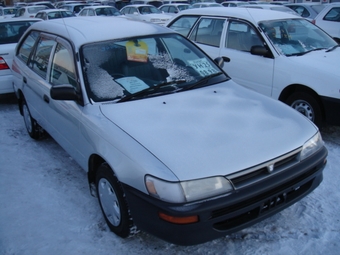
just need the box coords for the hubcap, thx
[98,178,121,226]
[290,100,314,122]
[23,104,33,133]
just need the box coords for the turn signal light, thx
[158,212,199,224]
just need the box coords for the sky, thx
[1,93,340,255]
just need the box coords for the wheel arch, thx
[278,84,325,120]
[88,154,105,191]
[17,89,25,116]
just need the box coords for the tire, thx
[95,163,135,238]
[22,98,41,139]
[286,91,323,127]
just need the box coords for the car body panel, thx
[100,80,317,181]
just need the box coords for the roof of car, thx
[36,8,69,12]
[175,6,300,22]
[122,4,156,7]
[24,16,172,46]
[0,17,42,23]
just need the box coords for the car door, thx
[219,19,274,96]
[21,32,56,130]
[44,36,86,166]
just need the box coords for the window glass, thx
[17,30,40,63]
[81,34,224,102]
[0,21,37,44]
[50,43,77,87]
[324,7,340,22]
[226,20,263,52]
[189,18,224,47]
[259,19,336,56]
[168,16,199,36]
[30,37,56,79]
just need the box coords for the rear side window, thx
[189,18,225,47]
[324,7,340,22]
[29,37,56,79]
[168,16,199,36]
[17,30,40,63]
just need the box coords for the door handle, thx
[43,94,50,103]
[222,56,230,63]
[23,77,27,83]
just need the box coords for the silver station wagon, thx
[12,17,327,245]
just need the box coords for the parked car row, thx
[10,16,327,246]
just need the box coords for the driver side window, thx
[226,20,263,52]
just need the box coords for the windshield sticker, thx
[187,58,218,76]
[116,77,149,94]
[126,40,148,63]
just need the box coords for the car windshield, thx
[28,6,48,13]
[0,21,37,44]
[259,18,337,56]
[81,33,227,102]
[138,5,161,14]
[95,7,121,16]
[4,8,17,15]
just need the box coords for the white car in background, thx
[13,6,49,18]
[242,4,300,16]
[312,3,340,43]
[0,18,41,94]
[167,7,340,127]
[158,3,190,15]
[78,5,123,16]
[120,4,172,25]
[0,7,19,18]
[35,9,75,20]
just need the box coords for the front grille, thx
[227,148,301,189]
[212,165,320,231]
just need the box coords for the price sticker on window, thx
[187,58,219,76]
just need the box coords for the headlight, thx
[145,175,234,203]
[300,131,324,161]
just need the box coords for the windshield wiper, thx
[182,72,223,91]
[117,79,186,103]
[288,48,326,56]
[326,44,340,52]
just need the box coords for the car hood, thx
[100,81,317,181]
[287,48,340,76]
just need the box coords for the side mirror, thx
[250,45,269,57]
[214,57,224,69]
[50,84,79,101]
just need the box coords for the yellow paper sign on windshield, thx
[126,40,148,63]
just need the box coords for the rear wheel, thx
[95,163,135,238]
[286,91,322,127]
[22,98,41,139]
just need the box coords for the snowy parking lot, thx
[1,93,339,255]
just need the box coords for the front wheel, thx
[286,92,323,127]
[95,163,135,238]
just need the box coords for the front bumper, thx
[321,96,340,126]
[123,146,327,246]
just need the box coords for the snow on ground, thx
[0,94,339,255]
